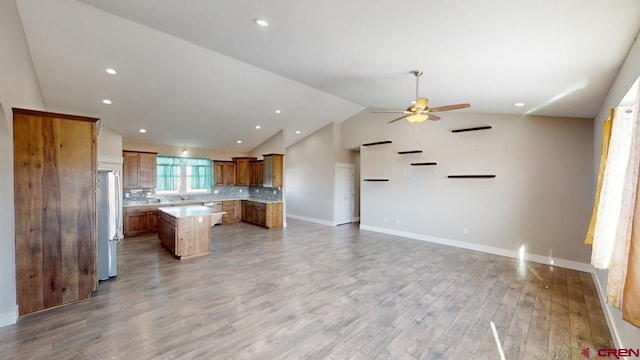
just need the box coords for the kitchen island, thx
[157,205,225,259]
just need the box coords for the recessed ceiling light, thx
[295,130,301,134]
[106,68,117,75]
[514,102,525,107]
[274,109,281,114]
[253,18,269,27]
[256,125,261,129]
[139,128,146,133]
[102,99,112,105]
[237,140,242,144]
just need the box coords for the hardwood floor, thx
[0,219,612,359]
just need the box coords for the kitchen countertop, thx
[124,197,282,208]
[158,205,226,218]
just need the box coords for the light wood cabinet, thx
[13,108,99,316]
[232,157,257,186]
[124,205,158,237]
[214,161,236,186]
[249,160,264,186]
[241,200,283,228]
[123,151,157,189]
[158,207,224,260]
[222,200,242,224]
[262,154,284,187]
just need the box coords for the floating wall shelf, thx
[362,140,392,147]
[447,175,496,179]
[398,150,423,154]
[411,162,438,166]
[363,179,390,182]
[451,126,492,133]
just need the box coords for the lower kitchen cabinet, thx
[124,205,158,237]
[222,200,242,224]
[242,201,282,228]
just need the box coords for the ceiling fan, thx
[373,70,470,123]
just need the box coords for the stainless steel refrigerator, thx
[97,171,123,280]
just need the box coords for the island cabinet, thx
[242,200,283,228]
[13,108,99,316]
[124,205,158,237]
[232,157,257,186]
[249,160,263,186]
[214,161,236,186]
[158,206,225,259]
[262,154,284,187]
[222,200,242,224]
[123,151,157,189]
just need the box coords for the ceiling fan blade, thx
[429,103,471,112]
[388,114,409,123]
[372,110,409,114]
[427,113,441,121]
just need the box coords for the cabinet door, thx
[148,211,159,233]
[233,200,242,222]
[241,201,247,222]
[222,200,233,224]
[223,162,236,186]
[235,160,250,186]
[158,218,176,255]
[250,161,263,186]
[256,207,266,227]
[123,152,140,189]
[214,162,224,187]
[138,153,157,188]
[125,212,149,237]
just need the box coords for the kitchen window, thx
[156,156,212,194]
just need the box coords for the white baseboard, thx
[0,306,18,328]
[591,271,623,348]
[359,224,594,273]
[287,214,336,227]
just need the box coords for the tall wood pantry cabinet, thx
[13,108,99,316]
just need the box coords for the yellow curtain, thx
[585,109,614,245]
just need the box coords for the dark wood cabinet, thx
[232,157,257,186]
[123,151,157,189]
[124,205,158,237]
[249,160,264,186]
[241,200,283,228]
[262,154,284,187]
[222,200,242,224]
[13,108,99,316]
[214,161,236,186]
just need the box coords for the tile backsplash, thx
[124,186,282,203]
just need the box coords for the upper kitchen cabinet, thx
[123,151,157,189]
[249,160,263,186]
[13,108,99,316]
[262,154,284,187]
[232,157,257,186]
[214,161,236,186]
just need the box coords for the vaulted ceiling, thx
[15,0,640,150]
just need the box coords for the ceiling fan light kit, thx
[374,70,470,124]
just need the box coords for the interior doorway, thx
[335,163,355,225]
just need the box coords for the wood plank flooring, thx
[0,219,612,359]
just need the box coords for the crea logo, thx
[581,347,640,358]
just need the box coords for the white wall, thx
[591,32,640,348]
[286,123,336,223]
[343,110,594,266]
[122,141,248,160]
[0,0,45,327]
[249,130,285,159]
[97,124,123,160]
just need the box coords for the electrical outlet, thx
[239,189,243,192]
[463,228,468,235]
[256,189,260,193]
[273,190,276,195]
[125,193,130,198]
[213,189,219,194]
[434,169,437,175]
[384,217,388,223]
[396,219,400,224]
[198,216,203,223]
